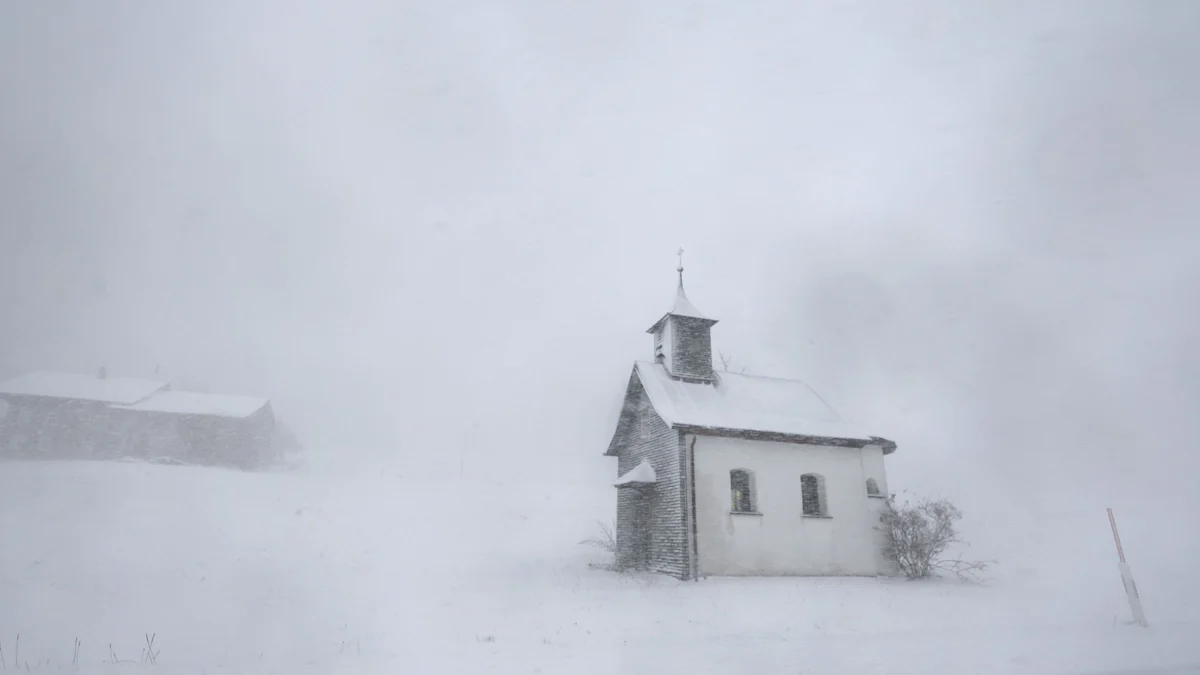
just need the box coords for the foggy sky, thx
[2,0,1199,526]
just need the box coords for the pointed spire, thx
[646,249,717,333]
[667,282,709,320]
[664,248,709,321]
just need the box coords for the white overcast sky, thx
[2,0,1199,533]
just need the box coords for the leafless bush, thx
[717,350,748,374]
[578,520,617,553]
[880,492,994,581]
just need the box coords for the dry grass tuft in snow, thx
[0,634,159,671]
[576,520,616,553]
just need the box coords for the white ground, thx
[0,456,1196,675]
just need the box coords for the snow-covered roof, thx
[666,284,709,320]
[634,361,884,446]
[111,390,269,418]
[0,371,167,405]
[646,284,715,332]
[614,459,657,487]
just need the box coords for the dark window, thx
[730,469,754,512]
[866,478,881,496]
[801,473,826,516]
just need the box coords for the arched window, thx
[730,469,755,513]
[801,473,827,516]
[866,478,881,497]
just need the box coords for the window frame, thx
[865,478,883,498]
[729,468,758,514]
[800,473,829,517]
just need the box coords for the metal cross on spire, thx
[676,247,685,286]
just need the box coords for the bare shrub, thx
[880,492,993,581]
[717,350,748,374]
[578,520,617,553]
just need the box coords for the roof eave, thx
[645,313,720,334]
[673,424,880,449]
[0,391,152,406]
[871,436,899,455]
[111,408,264,420]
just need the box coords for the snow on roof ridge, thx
[712,368,848,422]
[112,389,270,418]
[0,370,168,405]
[614,459,657,486]
[640,360,834,394]
[632,361,878,443]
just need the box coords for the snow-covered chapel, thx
[604,259,898,579]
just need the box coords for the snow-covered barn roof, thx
[0,371,167,405]
[627,361,895,452]
[613,459,656,488]
[111,390,270,418]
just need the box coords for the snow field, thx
[0,457,1195,674]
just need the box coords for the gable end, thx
[605,367,644,456]
[608,373,690,579]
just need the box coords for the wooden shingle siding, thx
[614,487,648,569]
[613,376,690,579]
[669,316,714,381]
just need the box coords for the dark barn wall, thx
[130,407,276,469]
[0,396,117,459]
[109,410,186,462]
[1,396,279,470]
[181,415,258,468]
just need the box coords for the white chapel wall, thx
[692,435,884,576]
[861,443,899,575]
[861,444,889,497]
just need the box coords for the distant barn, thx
[0,371,278,469]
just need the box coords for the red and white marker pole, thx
[1108,507,1148,627]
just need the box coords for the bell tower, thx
[646,249,718,382]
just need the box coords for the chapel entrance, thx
[631,488,652,569]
